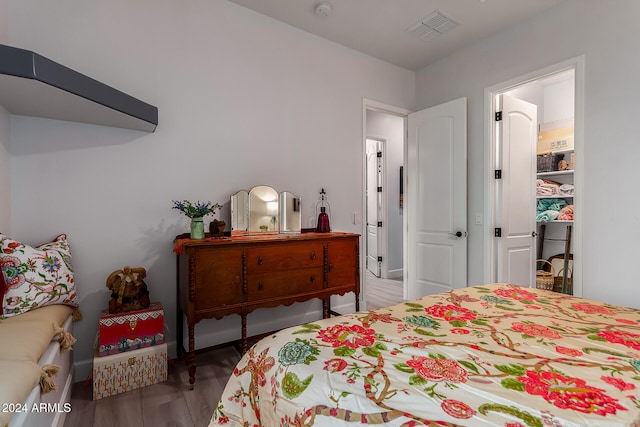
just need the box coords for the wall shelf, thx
[0,44,158,132]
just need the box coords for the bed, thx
[210,284,640,426]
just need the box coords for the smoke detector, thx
[407,10,460,41]
[314,3,332,18]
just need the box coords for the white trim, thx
[365,136,386,278]
[483,56,585,296]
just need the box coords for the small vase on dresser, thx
[190,217,204,239]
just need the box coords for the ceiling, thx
[229,0,564,71]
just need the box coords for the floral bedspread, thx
[210,284,640,426]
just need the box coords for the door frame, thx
[365,136,385,277]
[362,99,410,306]
[483,55,585,296]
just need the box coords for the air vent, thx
[407,10,460,41]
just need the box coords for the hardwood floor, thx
[363,270,404,310]
[65,272,401,426]
[64,345,241,427]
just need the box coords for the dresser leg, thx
[322,298,329,319]
[187,324,196,390]
[355,292,360,312]
[241,313,248,354]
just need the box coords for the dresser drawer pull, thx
[310,275,315,283]
[257,256,263,265]
[310,252,316,260]
[328,264,334,272]
[258,281,264,290]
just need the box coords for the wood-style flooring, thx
[364,270,404,310]
[64,345,241,427]
[64,272,402,426]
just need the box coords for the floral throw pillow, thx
[0,234,77,319]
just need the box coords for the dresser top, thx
[174,231,360,254]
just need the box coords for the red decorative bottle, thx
[317,206,330,232]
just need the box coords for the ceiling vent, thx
[407,10,460,41]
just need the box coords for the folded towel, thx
[536,179,560,196]
[536,198,567,214]
[558,184,574,196]
[536,210,560,223]
[558,205,574,221]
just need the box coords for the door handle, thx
[449,231,467,238]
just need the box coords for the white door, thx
[406,98,467,300]
[495,94,538,286]
[366,139,382,277]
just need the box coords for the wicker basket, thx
[553,267,573,294]
[536,259,555,290]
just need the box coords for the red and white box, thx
[93,342,167,400]
[98,302,164,357]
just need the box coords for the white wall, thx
[6,0,414,378]
[0,0,9,234]
[366,110,404,277]
[415,0,640,307]
[0,107,10,235]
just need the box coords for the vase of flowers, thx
[172,200,222,240]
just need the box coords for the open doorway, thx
[485,56,584,295]
[363,102,408,309]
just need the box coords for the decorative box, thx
[537,126,574,154]
[93,342,167,400]
[98,302,164,356]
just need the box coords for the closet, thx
[535,119,574,294]
[501,69,575,293]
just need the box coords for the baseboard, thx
[386,269,403,279]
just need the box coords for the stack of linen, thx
[536,179,574,196]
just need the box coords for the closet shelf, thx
[536,195,573,199]
[537,170,574,177]
[537,220,573,224]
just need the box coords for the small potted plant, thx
[172,200,222,240]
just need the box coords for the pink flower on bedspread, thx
[407,356,468,383]
[324,358,347,373]
[511,322,562,339]
[492,287,538,301]
[571,302,616,315]
[597,330,640,351]
[317,324,376,349]
[601,375,636,391]
[615,318,638,325]
[555,346,583,357]
[517,370,626,415]
[441,399,476,419]
[424,304,477,322]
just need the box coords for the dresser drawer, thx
[246,242,323,274]
[247,268,323,301]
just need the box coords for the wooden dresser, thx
[175,231,360,388]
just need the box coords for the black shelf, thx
[0,44,158,132]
